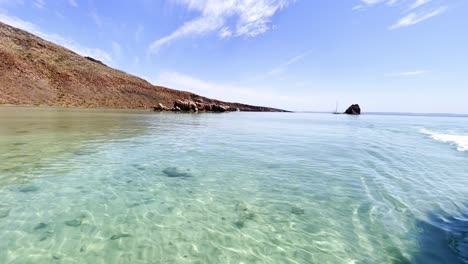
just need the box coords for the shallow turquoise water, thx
[0,107,467,263]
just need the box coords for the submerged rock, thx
[110,233,132,240]
[74,150,95,156]
[132,164,146,171]
[34,222,48,231]
[234,201,256,228]
[0,208,10,219]
[18,185,39,193]
[65,219,82,227]
[234,220,245,229]
[162,167,193,178]
[291,206,305,215]
[345,104,361,115]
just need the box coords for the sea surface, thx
[0,106,467,264]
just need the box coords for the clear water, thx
[0,107,467,264]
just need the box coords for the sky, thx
[0,0,467,113]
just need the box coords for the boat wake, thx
[420,128,468,152]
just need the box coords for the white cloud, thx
[409,0,431,10]
[388,70,427,76]
[389,6,446,29]
[352,5,364,11]
[149,0,294,54]
[358,0,433,8]
[400,70,427,76]
[0,13,112,64]
[153,71,313,110]
[90,11,102,28]
[268,50,312,75]
[33,0,45,9]
[358,0,397,6]
[219,26,232,39]
[352,1,397,12]
[356,0,447,29]
[68,0,78,8]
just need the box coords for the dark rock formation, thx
[210,104,229,113]
[84,56,106,66]
[345,104,361,115]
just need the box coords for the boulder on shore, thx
[345,104,361,115]
[152,103,168,111]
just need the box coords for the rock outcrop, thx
[153,99,232,113]
[174,99,199,112]
[345,104,361,115]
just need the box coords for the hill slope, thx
[0,22,285,112]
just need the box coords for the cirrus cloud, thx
[354,0,447,30]
[149,0,294,54]
[389,6,447,29]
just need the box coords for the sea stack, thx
[345,104,361,115]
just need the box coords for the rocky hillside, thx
[0,22,286,112]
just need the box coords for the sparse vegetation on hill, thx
[0,22,285,112]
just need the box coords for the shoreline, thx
[0,104,292,114]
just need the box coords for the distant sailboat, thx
[333,101,341,114]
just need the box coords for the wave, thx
[420,129,468,152]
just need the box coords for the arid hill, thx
[0,22,285,112]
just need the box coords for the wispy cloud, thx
[153,71,312,110]
[0,13,112,63]
[149,0,294,54]
[268,50,312,75]
[389,6,446,29]
[90,11,102,28]
[353,0,398,10]
[68,0,78,8]
[219,27,233,39]
[409,0,431,10]
[388,70,428,76]
[33,0,45,9]
[355,0,447,29]
[399,70,427,76]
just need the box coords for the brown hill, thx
[0,22,286,112]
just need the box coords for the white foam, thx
[420,128,468,152]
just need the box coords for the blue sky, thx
[0,0,467,113]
